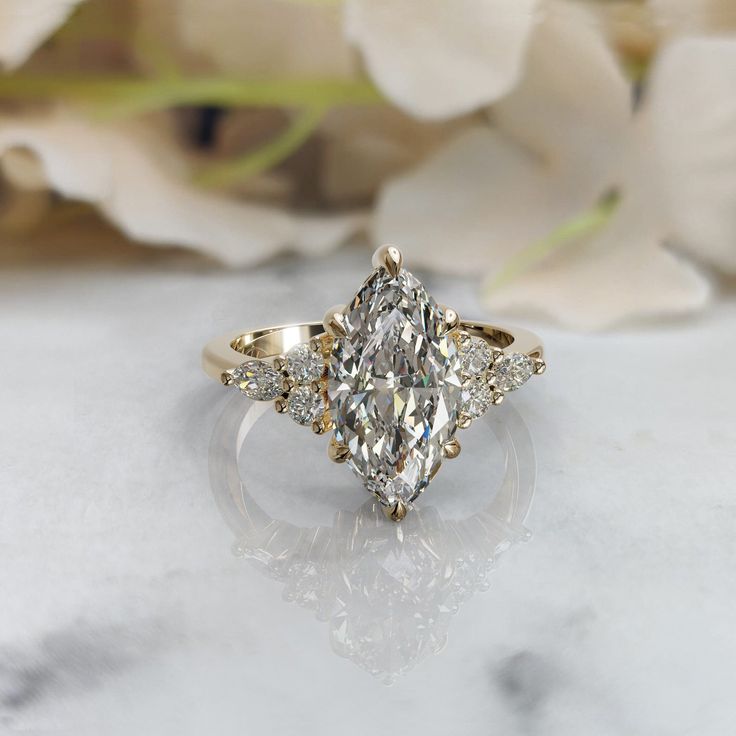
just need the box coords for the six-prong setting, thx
[218,245,545,521]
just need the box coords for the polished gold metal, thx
[328,437,351,463]
[203,321,543,381]
[383,498,408,522]
[441,438,462,459]
[441,306,460,334]
[323,304,348,337]
[457,413,473,430]
[371,244,403,276]
[202,244,545,523]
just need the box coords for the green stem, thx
[196,106,326,187]
[486,191,620,293]
[0,75,382,117]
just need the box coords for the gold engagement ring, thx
[202,245,545,521]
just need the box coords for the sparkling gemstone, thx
[288,385,324,425]
[460,379,492,419]
[231,360,283,400]
[458,335,493,377]
[328,267,463,506]
[490,352,534,392]
[285,343,324,384]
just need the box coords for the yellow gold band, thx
[202,320,544,383]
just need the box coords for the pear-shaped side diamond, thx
[490,353,534,392]
[231,360,283,400]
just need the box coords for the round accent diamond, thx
[490,353,534,392]
[287,385,324,425]
[231,361,283,400]
[460,379,493,419]
[458,335,493,377]
[285,343,324,384]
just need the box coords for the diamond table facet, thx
[328,267,463,506]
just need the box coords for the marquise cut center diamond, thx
[328,267,462,505]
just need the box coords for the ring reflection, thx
[209,395,536,683]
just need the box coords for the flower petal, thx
[642,37,736,272]
[321,106,467,206]
[0,110,361,265]
[344,0,538,120]
[493,0,631,189]
[649,0,736,36]
[373,127,594,275]
[0,0,82,70]
[483,200,711,330]
[144,0,356,78]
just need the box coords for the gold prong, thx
[492,350,505,365]
[491,390,504,405]
[273,357,286,372]
[371,244,403,277]
[457,413,472,430]
[328,437,350,463]
[441,438,461,459]
[310,333,334,358]
[274,397,288,414]
[282,377,295,392]
[534,358,547,375]
[220,371,234,386]
[310,380,322,394]
[323,304,348,337]
[440,306,460,333]
[383,498,408,522]
[455,330,471,348]
[311,420,326,435]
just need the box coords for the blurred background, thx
[2,2,736,735]
[1,0,734,328]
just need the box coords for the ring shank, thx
[203,321,543,383]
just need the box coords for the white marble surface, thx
[1,244,735,735]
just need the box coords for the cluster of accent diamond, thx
[456,332,540,423]
[224,340,328,429]
[218,246,546,521]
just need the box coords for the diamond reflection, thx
[209,395,536,683]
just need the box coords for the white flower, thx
[0,109,365,265]
[344,0,539,119]
[140,0,356,79]
[650,0,736,37]
[0,0,83,69]
[373,1,734,329]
